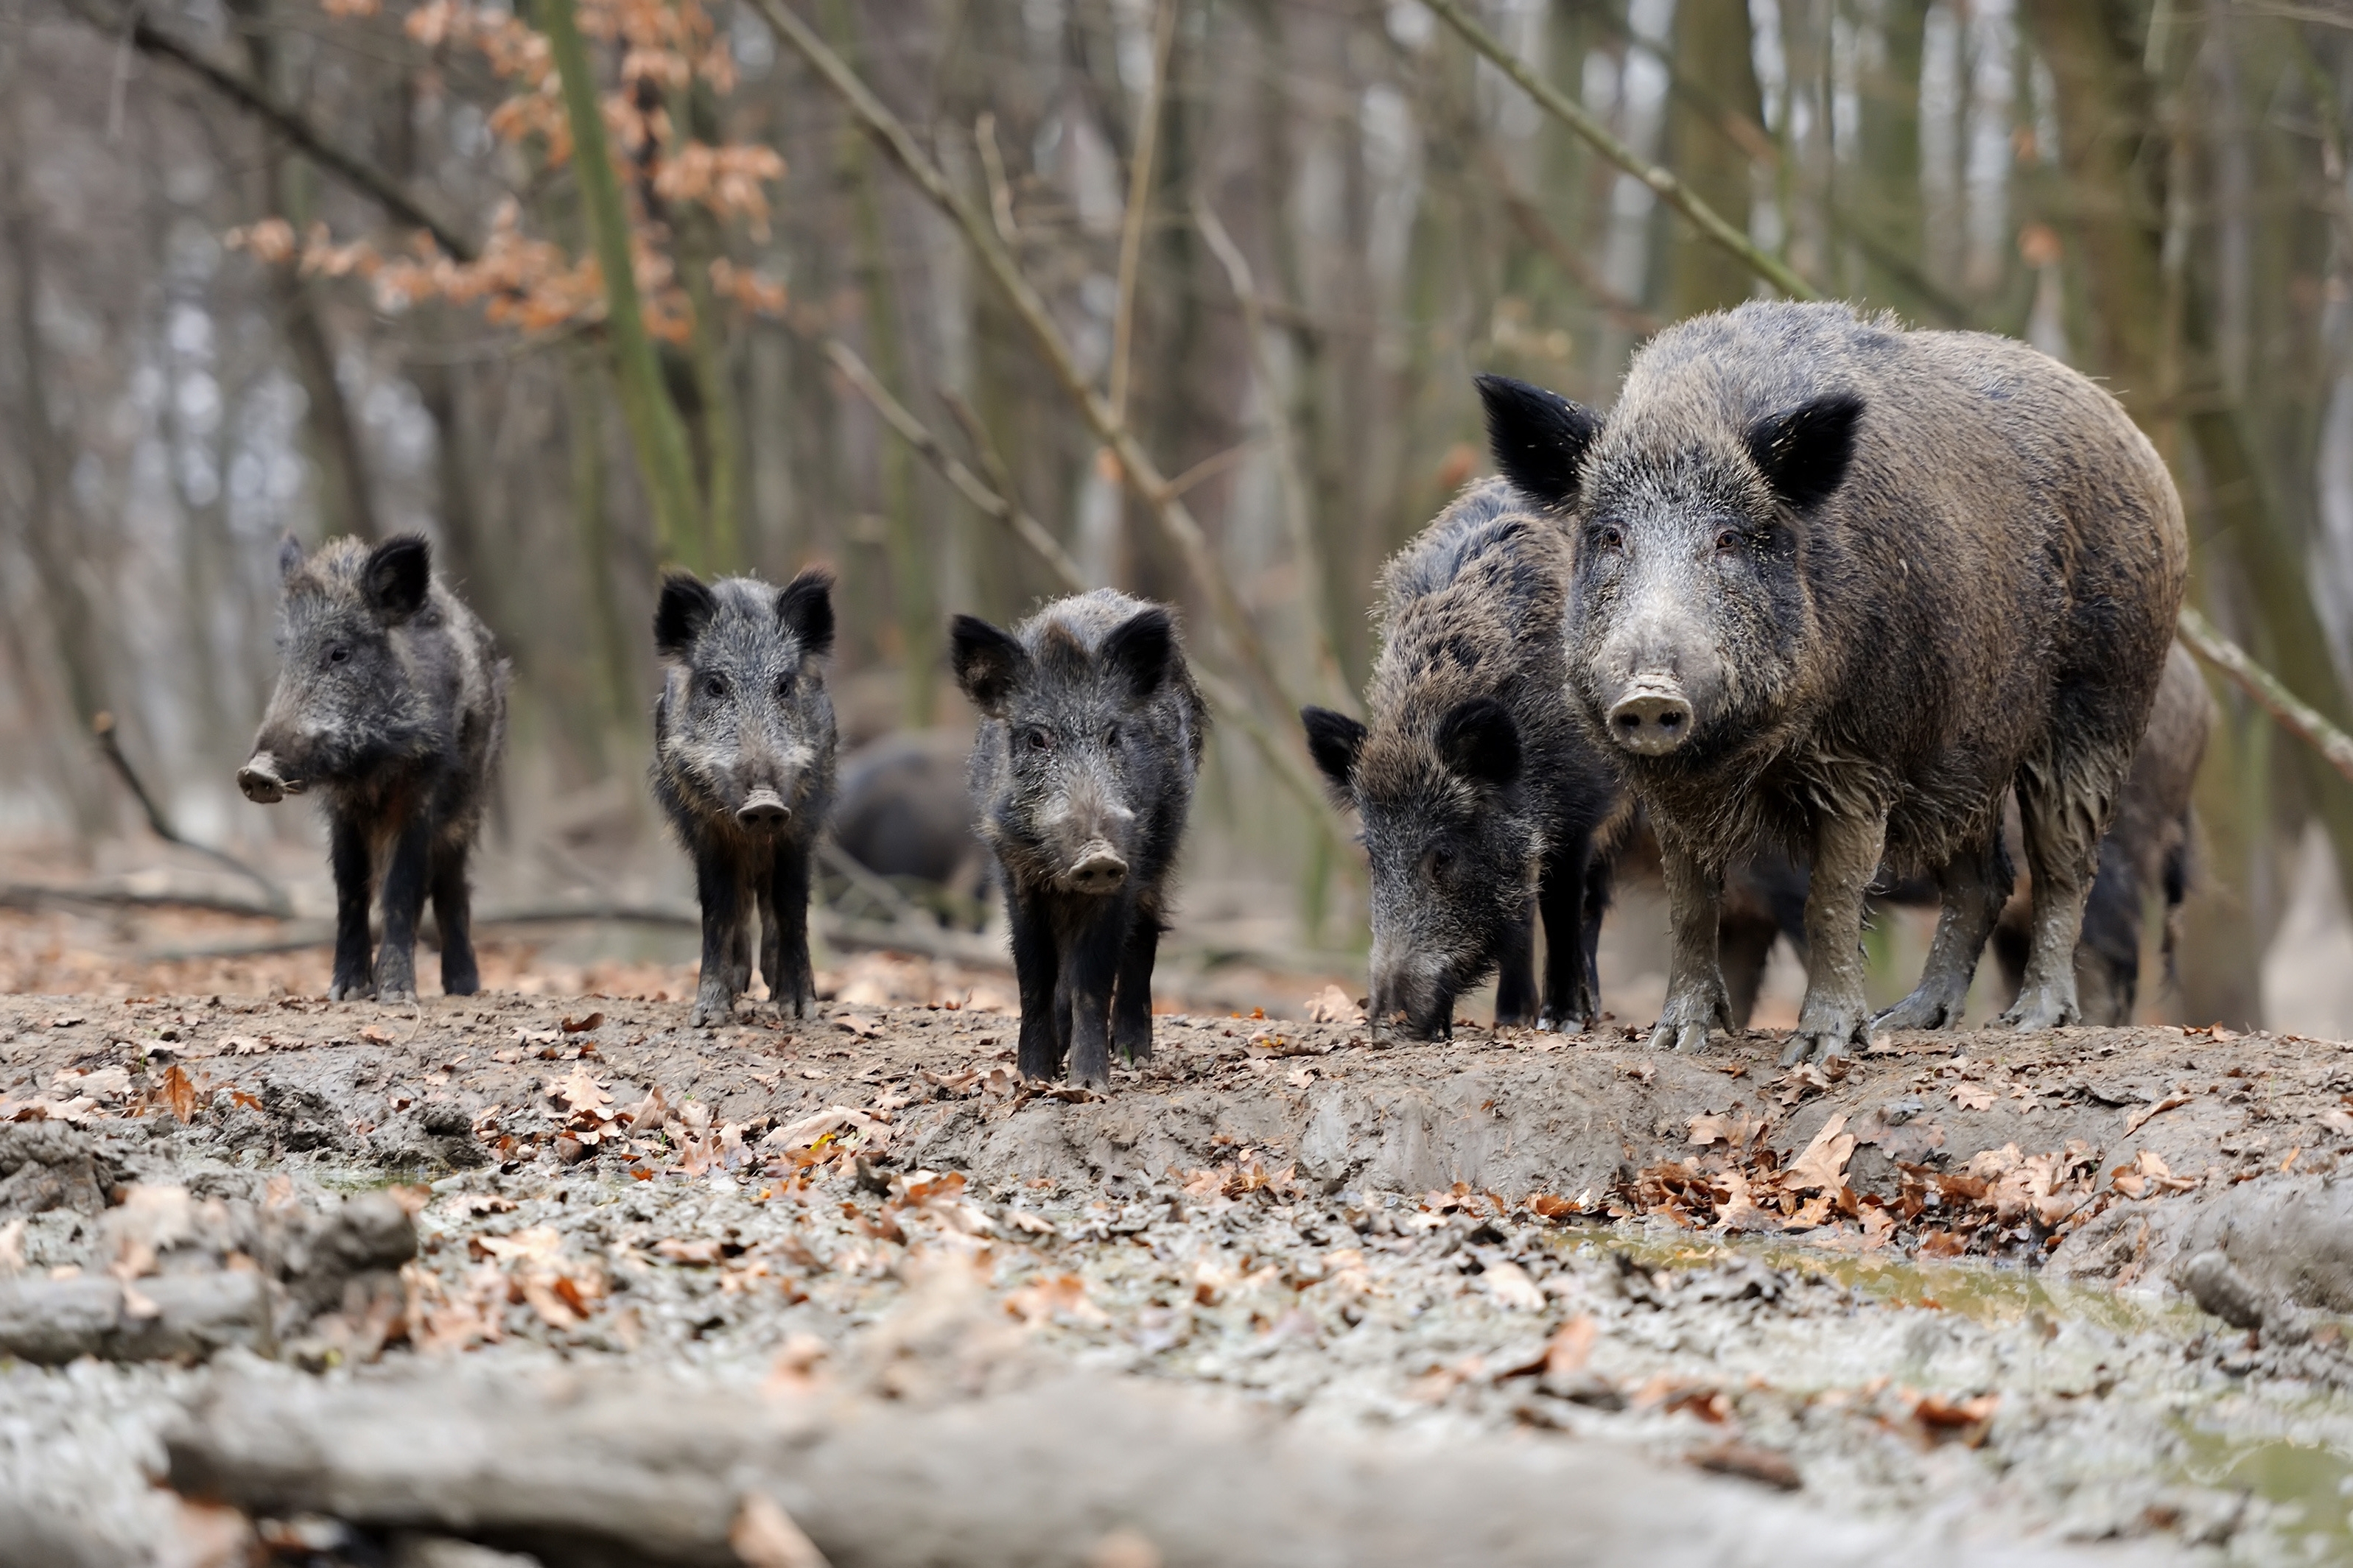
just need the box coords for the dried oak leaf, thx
[1949,1083,1996,1112]
[560,1011,606,1034]
[1786,1112,1856,1193]
[1480,1259,1545,1311]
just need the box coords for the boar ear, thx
[361,535,432,622]
[1436,697,1523,790]
[776,568,835,658]
[950,614,1028,719]
[1300,707,1367,802]
[277,534,306,583]
[1746,391,1864,512]
[1476,373,1602,510]
[654,571,718,659]
[1101,606,1176,699]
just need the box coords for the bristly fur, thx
[651,568,840,1025]
[957,589,1207,1091]
[245,534,508,1002]
[1488,300,2189,1056]
[1304,478,1627,1038]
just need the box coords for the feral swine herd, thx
[237,303,2205,1087]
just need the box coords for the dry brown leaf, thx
[1786,1112,1856,1192]
[1688,1438,1802,1491]
[655,1237,726,1266]
[1858,1207,1896,1250]
[1543,1314,1598,1377]
[1949,1083,1995,1112]
[2125,1091,2193,1136]
[1686,1111,1760,1148]
[1302,984,1366,1025]
[360,1025,396,1046]
[561,1011,606,1033]
[550,1066,612,1114]
[1715,1167,1780,1233]
[1005,1273,1109,1326]
[158,1064,201,1122]
[732,1493,832,1568]
[1480,1259,1545,1310]
[833,1013,880,1038]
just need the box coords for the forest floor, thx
[8,906,2353,1564]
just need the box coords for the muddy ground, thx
[8,941,2353,1563]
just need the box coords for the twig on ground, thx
[89,714,292,915]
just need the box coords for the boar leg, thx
[1650,839,1736,1055]
[374,815,432,1003]
[2005,745,2122,1030]
[690,847,747,1027]
[1716,910,1779,1031]
[1784,809,1887,1064]
[1009,890,1064,1080]
[429,837,480,996]
[1537,839,1603,1031]
[1061,913,1126,1089]
[1493,900,1539,1028]
[765,843,817,1018]
[327,813,376,1002]
[1876,833,2004,1031]
[1112,913,1160,1064]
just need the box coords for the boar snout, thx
[236,752,302,804]
[1064,840,1129,895]
[736,787,792,831]
[1607,680,1694,756]
[1370,955,1452,1041]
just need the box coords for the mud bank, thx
[5,991,2353,1564]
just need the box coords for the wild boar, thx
[653,568,838,1026]
[1301,478,1624,1038]
[237,534,506,1002]
[952,591,1206,1088]
[1481,300,2189,1061]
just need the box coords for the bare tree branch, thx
[746,0,1298,733]
[1419,0,1820,303]
[71,0,478,261]
[2178,608,2353,787]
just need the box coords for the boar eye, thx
[775,672,797,700]
[1023,725,1053,753]
[1593,523,1624,551]
[1715,527,1744,553]
[701,672,730,700]
[1104,723,1121,747]
[326,644,350,666]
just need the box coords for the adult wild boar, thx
[653,568,838,1026]
[952,591,1206,1088]
[1481,301,2188,1061]
[237,535,507,1002]
[1300,479,1624,1038]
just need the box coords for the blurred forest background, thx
[3,0,2353,1032]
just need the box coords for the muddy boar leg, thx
[756,862,783,1014]
[1494,899,1539,1028]
[374,815,432,1004]
[691,846,747,1027]
[1876,836,2003,1030]
[1009,891,1064,1080]
[328,813,377,1002]
[1536,843,1595,1030]
[1578,851,1612,1022]
[428,837,480,996]
[1062,912,1125,1089]
[1112,912,1160,1064]
[1784,809,1887,1065]
[767,842,817,1018]
[2005,750,2122,1030]
[1651,839,1736,1054]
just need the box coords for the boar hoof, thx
[1648,980,1734,1054]
[1876,985,1965,1032]
[1781,1001,1870,1065]
[2001,984,2080,1032]
[329,979,374,1002]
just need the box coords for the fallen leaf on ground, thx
[1686,1111,1761,1148]
[549,1066,611,1114]
[1303,985,1366,1024]
[1544,1315,1598,1376]
[1005,1273,1109,1327]
[732,1495,832,1568]
[1950,1083,1995,1112]
[655,1237,726,1266]
[1688,1439,1802,1491]
[834,1013,880,1038]
[1786,1112,1856,1192]
[560,1011,606,1033]
[2125,1091,2194,1136]
[1480,1259,1545,1310]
